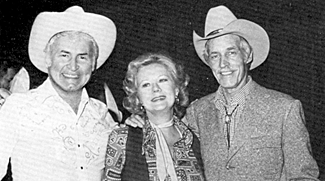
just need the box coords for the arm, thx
[282,100,319,180]
[125,114,145,128]
[103,127,128,181]
[0,96,19,178]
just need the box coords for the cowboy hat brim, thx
[193,19,270,70]
[28,6,117,73]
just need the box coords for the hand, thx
[125,114,145,128]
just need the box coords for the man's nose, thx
[68,58,79,71]
[220,56,229,67]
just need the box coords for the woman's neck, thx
[146,109,174,126]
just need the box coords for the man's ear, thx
[245,51,253,64]
[91,60,97,72]
[203,50,210,64]
[45,55,52,68]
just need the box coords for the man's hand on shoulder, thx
[125,114,145,128]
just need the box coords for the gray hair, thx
[44,31,99,68]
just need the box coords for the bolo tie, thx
[224,104,239,149]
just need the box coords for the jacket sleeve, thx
[103,127,128,181]
[282,100,319,180]
[183,101,201,140]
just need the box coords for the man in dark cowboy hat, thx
[0,6,120,181]
[186,5,319,180]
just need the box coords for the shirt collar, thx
[35,77,90,107]
[215,76,253,107]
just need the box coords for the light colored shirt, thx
[214,76,253,148]
[0,78,118,181]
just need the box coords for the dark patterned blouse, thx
[103,117,205,181]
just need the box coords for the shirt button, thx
[226,165,230,170]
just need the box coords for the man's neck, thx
[222,76,250,104]
[50,83,83,114]
[61,92,82,114]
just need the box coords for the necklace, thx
[224,104,239,149]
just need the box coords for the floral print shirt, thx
[0,78,118,181]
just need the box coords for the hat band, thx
[207,28,223,36]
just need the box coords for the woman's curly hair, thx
[122,53,190,119]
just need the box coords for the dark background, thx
[1,0,324,179]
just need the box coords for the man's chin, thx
[66,85,81,92]
[219,81,236,88]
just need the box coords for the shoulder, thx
[89,97,106,109]
[252,82,297,104]
[104,126,129,180]
[189,92,215,108]
[110,126,129,136]
[3,90,36,108]
[107,126,129,156]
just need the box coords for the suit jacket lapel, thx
[227,82,270,160]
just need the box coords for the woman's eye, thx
[141,83,150,88]
[159,78,168,83]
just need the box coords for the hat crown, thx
[28,6,117,73]
[204,5,237,36]
[193,5,270,70]
[65,6,85,13]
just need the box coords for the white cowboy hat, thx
[28,6,117,73]
[193,5,270,70]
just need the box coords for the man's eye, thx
[80,56,85,59]
[228,51,237,56]
[210,54,220,60]
[60,54,68,58]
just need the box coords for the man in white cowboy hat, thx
[186,5,319,181]
[0,6,120,181]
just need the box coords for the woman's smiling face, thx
[136,63,178,115]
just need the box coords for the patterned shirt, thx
[104,117,204,181]
[214,76,253,148]
[0,78,118,181]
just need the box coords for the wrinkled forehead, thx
[48,31,98,58]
